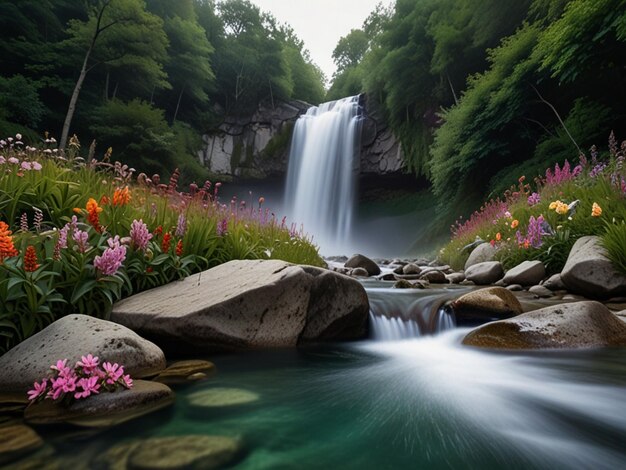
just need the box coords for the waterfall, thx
[285,96,362,254]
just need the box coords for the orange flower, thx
[100,195,110,205]
[113,186,131,206]
[495,232,501,242]
[161,232,171,253]
[591,202,602,217]
[23,246,39,272]
[511,220,519,229]
[86,198,103,233]
[0,221,19,262]
[175,239,183,256]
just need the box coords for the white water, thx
[285,96,362,254]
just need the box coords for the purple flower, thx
[102,362,124,385]
[27,379,48,401]
[75,376,101,399]
[8,157,19,164]
[217,218,228,236]
[21,161,32,170]
[72,229,90,253]
[175,213,187,238]
[31,161,42,171]
[129,219,152,251]
[94,236,127,276]
[20,213,28,232]
[33,208,43,232]
[527,192,541,206]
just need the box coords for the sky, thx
[249,0,394,83]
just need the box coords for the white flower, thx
[15,133,22,140]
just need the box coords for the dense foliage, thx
[439,134,626,277]
[329,0,626,227]
[0,0,325,177]
[0,134,323,354]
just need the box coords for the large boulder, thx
[24,380,174,427]
[0,315,166,393]
[561,236,626,299]
[464,261,504,285]
[344,254,381,276]
[502,260,546,286]
[111,260,369,353]
[451,287,523,325]
[465,243,497,270]
[463,301,626,349]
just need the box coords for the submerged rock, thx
[451,287,523,324]
[503,261,546,286]
[0,315,166,393]
[153,360,216,385]
[464,261,504,285]
[420,270,447,283]
[0,425,43,465]
[529,285,553,298]
[112,260,369,354]
[188,387,259,408]
[350,267,370,277]
[24,380,174,428]
[402,263,421,275]
[463,301,626,349]
[561,236,626,299]
[345,254,381,276]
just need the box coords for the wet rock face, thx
[451,287,523,325]
[462,301,626,350]
[0,315,166,393]
[561,236,626,299]
[112,260,369,354]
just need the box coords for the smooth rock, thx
[529,285,553,298]
[543,273,566,291]
[452,287,523,324]
[503,261,546,286]
[0,315,165,393]
[616,310,626,324]
[344,254,381,276]
[188,387,259,407]
[506,284,523,291]
[112,260,369,353]
[24,380,174,427]
[350,267,370,277]
[0,425,43,465]
[445,272,465,284]
[402,263,421,275]
[463,301,626,349]
[153,360,216,385]
[561,236,626,299]
[464,261,504,285]
[393,265,404,275]
[393,280,425,289]
[465,243,497,269]
[420,270,447,283]
[378,273,396,281]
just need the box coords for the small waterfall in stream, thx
[285,96,362,254]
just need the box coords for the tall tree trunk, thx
[173,84,186,123]
[112,82,118,99]
[104,69,110,100]
[60,47,93,149]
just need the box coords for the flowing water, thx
[284,96,362,255]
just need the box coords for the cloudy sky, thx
[249,0,394,83]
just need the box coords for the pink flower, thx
[75,376,101,399]
[129,219,152,251]
[31,161,42,171]
[94,236,127,276]
[72,229,90,253]
[121,374,133,389]
[102,362,124,385]
[51,359,69,374]
[8,157,19,164]
[48,377,69,400]
[27,379,48,401]
[76,354,99,374]
[21,161,33,170]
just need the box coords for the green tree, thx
[332,29,369,74]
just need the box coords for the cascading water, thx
[285,96,362,254]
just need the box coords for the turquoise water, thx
[44,330,626,470]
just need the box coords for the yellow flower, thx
[511,219,519,229]
[555,201,569,215]
[591,202,602,217]
[549,201,558,210]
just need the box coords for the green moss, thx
[231,140,243,172]
[261,122,294,162]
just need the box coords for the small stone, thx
[345,254,381,276]
[465,243,497,269]
[529,285,553,298]
[465,261,504,285]
[542,273,566,291]
[378,273,396,281]
[187,372,209,382]
[393,265,404,275]
[420,270,447,283]
[446,272,465,284]
[153,360,216,385]
[402,263,421,275]
[506,284,523,291]
[350,267,370,277]
[503,261,546,286]
[452,287,523,324]
[0,425,44,465]
[188,387,259,408]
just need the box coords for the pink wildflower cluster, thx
[94,235,127,276]
[527,192,541,206]
[451,198,510,238]
[129,219,152,250]
[27,355,133,403]
[544,160,582,186]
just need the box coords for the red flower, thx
[24,246,39,272]
[161,232,171,253]
[175,239,183,257]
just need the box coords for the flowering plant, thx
[27,355,133,404]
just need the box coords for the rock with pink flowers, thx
[0,315,166,393]
[111,259,369,353]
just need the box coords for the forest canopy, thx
[328,0,626,226]
[0,0,325,176]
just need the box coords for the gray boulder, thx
[529,285,553,298]
[451,287,523,324]
[0,315,165,393]
[543,273,566,291]
[561,236,626,299]
[503,260,546,286]
[465,261,504,285]
[465,243,497,269]
[420,270,447,283]
[402,263,421,275]
[111,260,369,353]
[446,272,465,284]
[350,267,369,277]
[463,301,626,349]
[345,254,381,276]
